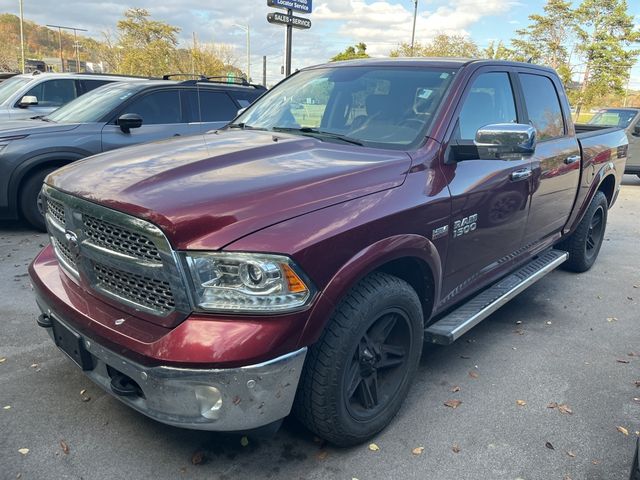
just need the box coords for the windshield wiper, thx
[227,123,266,131]
[272,127,363,146]
[30,115,53,122]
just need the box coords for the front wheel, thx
[559,191,608,272]
[293,272,424,446]
[19,168,56,231]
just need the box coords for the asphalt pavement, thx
[1,176,639,480]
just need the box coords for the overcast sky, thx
[2,0,639,88]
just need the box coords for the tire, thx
[19,168,56,231]
[293,272,424,446]
[559,191,608,273]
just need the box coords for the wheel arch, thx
[297,234,442,348]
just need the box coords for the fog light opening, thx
[195,386,223,420]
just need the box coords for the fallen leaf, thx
[627,297,634,301]
[316,450,328,460]
[30,363,38,369]
[566,450,576,458]
[515,320,522,325]
[0,357,6,363]
[617,426,629,436]
[452,443,461,453]
[368,443,380,452]
[545,442,555,450]
[451,386,461,393]
[547,402,558,409]
[563,475,572,480]
[634,398,640,402]
[516,400,527,407]
[59,440,69,455]
[191,450,205,465]
[18,448,29,455]
[444,399,462,409]
[558,404,573,415]
[545,321,552,325]
[3,405,10,410]
[617,359,630,364]
[240,436,249,447]
[634,381,640,388]
[412,446,424,456]
[468,371,479,379]
[634,285,638,289]
[592,459,600,465]
[80,389,86,396]
[607,317,618,323]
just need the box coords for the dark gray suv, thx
[0,77,266,229]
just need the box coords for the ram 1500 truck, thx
[29,59,628,446]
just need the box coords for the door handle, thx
[510,168,532,181]
[564,155,580,165]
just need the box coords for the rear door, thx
[516,71,581,243]
[100,89,192,152]
[185,89,240,133]
[440,68,532,303]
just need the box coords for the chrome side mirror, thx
[474,123,537,159]
[18,95,38,107]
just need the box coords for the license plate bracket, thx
[50,316,94,371]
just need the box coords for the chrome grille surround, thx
[42,184,190,322]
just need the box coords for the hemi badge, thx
[432,225,449,240]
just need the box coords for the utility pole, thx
[46,24,87,72]
[410,0,418,56]
[18,0,25,73]
[262,55,267,87]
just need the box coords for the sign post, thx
[266,0,312,77]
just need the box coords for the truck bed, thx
[574,123,620,139]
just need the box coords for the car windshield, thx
[0,76,31,106]
[233,65,457,149]
[588,109,638,128]
[46,82,143,123]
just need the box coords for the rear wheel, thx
[559,191,608,273]
[293,272,424,446]
[19,168,56,231]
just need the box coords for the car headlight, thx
[182,252,314,313]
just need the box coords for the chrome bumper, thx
[38,307,306,431]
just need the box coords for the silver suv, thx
[0,71,144,121]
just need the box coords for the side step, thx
[424,249,568,345]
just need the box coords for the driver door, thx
[101,89,192,152]
[440,69,533,306]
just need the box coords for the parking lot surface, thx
[1,176,639,480]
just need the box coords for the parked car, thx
[584,107,640,177]
[631,438,640,480]
[29,58,627,446]
[0,71,144,121]
[0,77,266,229]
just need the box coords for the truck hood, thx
[0,119,80,136]
[48,129,412,249]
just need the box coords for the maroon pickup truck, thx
[29,59,627,446]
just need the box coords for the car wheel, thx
[19,168,56,232]
[293,272,423,446]
[559,191,608,273]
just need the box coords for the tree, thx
[572,0,640,116]
[390,34,480,58]
[511,0,575,70]
[112,8,180,77]
[331,42,369,62]
[484,41,523,61]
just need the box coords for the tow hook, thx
[110,371,142,397]
[37,313,53,328]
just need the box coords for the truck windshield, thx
[588,109,638,128]
[0,76,31,106]
[233,66,457,149]
[46,82,143,123]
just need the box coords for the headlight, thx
[182,252,314,313]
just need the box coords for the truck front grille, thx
[83,214,162,263]
[42,185,190,324]
[93,262,175,313]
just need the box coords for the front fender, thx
[296,234,442,347]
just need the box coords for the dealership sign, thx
[267,0,312,14]
[267,12,312,29]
